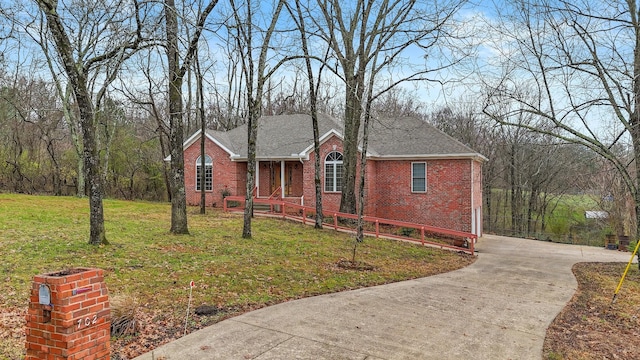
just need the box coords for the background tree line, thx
[0,0,637,244]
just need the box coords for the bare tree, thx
[164,0,219,234]
[227,0,287,238]
[35,0,146,245]
[482,0,640,243]
[287,0,333,229]
[311,0,470,215]
[122,49,173,201]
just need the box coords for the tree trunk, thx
[291,0,323,228]
[242,104,258,238]
[526,188,538,237]
[157,124,172,202]
[339,75,364,215]
[37,0,107,245]
[631,10,640,266]
[236,0,285,238]
[65,87,85,197]
[166,0,189,234]
[197,52,206,215]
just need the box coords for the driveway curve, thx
[134,235,634,359]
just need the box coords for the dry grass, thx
[544,262,640,360]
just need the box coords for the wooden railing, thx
[223,196,476,255]
[268,186,281,200]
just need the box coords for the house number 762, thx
[77,314,98,330]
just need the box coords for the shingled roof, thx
[186,113,485,161]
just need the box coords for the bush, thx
[399,227,415,237]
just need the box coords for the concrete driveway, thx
[133,234,634,360]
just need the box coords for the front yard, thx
[0,194,474,359]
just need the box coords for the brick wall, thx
[302,136,345,211]
[184,135,242,207]
[372,159,474,233]
[298,136,478,233]
[26,268,110,360]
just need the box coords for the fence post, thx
[302,208,306,224]
[375,220,379,238]
[223,198,227,212]
[333,213,338,230]
[421,227,425,246]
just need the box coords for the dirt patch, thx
[543,262,640,360]
[0,306,25,360]
[335,259,375,271]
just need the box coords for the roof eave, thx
[230,155,310,162]
[165,130,240,162]
[368,153,488,162]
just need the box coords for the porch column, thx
[280,160,285,198]
[255,161,260,197]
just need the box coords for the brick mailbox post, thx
[26,268,111,360]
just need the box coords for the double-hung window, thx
[196,155,213,191]
[412,162,426,193]
[324,151,343,192]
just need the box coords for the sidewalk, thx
[133,235,634,359]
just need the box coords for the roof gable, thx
[182,129,238,157]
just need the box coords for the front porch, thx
[256,160,305,204]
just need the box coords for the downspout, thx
[471,160,475,238]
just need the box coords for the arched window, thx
[196,155,213,191]
[324,151,343,192]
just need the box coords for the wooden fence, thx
[223,196,476,255]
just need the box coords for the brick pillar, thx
[25,268,110,360]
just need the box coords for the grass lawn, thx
[0,194,475,359]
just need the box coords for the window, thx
[412,162,426,192]
[324,151,343,192]
[196,155,213,191]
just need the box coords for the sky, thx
[0,0,630,144]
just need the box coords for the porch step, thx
[254,203,272,212]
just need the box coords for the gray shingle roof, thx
[201,113,485,161]
[367,116,482,158]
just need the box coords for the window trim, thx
[324,151,343,193]
[196,155,213,192]
[411,162,427,193]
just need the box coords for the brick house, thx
[181,114,486,236]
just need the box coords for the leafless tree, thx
[287,0,333,229]
[482,0,640,241]
[226,0,287,238]
[164,0,219,234]
[310,0,471,215]
[35,0,147,245]
[121,49,173,201]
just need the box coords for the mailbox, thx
[25,268,111,360]
[38,284,50,305]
